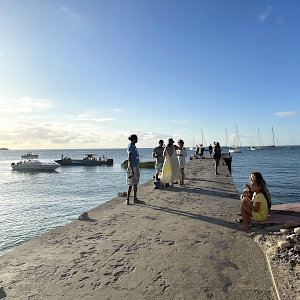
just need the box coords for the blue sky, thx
[0,0,299,149]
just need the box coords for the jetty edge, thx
[0,159,275,299]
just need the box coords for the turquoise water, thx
[0,146,299,255]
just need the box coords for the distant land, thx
[0,148,9,150]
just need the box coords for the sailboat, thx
[267,127,276,148]
[250,128,261,150]
[222,129,229,150]
[189,136,196,151]
[288,138,296,149]
[229,125,242,153]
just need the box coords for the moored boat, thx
[21,152,39,159]
[11,159,59,171]
[55,154,113,166]
[121,160,155,168]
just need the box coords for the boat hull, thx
[11,161,59,171]
[55,159,113,166]
[121,160,155,168]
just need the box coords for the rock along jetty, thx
[0,159,275,299]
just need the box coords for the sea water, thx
[0,146,299,255]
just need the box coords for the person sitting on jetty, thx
[177,139,187,186]
[244,172,272,210]
[239,178,269,230]
[213,142,222,174]
[161,138,180,187]
[152,140,165,181]
[126,134,141,205]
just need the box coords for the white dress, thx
[177,148,187,168]
[160,146,181,184]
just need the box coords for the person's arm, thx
[251,201,261,212]
[163,147,167,157]
[152,149,157,158]
[244,184,251,191]
[128,148,134,174]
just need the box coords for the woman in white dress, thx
[160,138,180,187]
[177,139,187,186]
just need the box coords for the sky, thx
[0,0,299,149]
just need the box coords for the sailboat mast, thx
[226,129,228,147]
[258,128,260,147]
[272,127,275,147]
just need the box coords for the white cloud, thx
[171,119,188,124]
[60,6,80,19]
[258,6,273,22]
[68,113,114,123]
[274,111,299,117]
[0,97,51,114]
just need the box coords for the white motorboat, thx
[11,159,60,171]
[21,152,39,159]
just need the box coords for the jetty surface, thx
[0,159,274,299]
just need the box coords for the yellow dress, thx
[252,192,269,221]
[160,146,180,184]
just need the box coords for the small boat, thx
[55,154,113,166]
[11,159,60,171]
[21,152,39,159]
[121,160,155,168]
[229,125,242,153]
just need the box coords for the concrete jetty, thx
[0,159,275,299]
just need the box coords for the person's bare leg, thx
[180,168,185,185]
[155,171,159,181]
[240,203,252,229]
[126,185,132,204]
[133,184,138,202]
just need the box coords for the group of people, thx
[125,134,271,231]
[125,135,187,205]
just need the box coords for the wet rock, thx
[117,192,127,197]
[294,245,300,252]
[286,234,298,243]
[78,212,89,221]
[278,241,291,249]
[280,229,289,234]
[285,220,300,229]
[294,227,300,234]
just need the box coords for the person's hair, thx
[128,134,137,142]
[251,172,266,185]
[178,139,184,146]
[253,178,269,207]
[168,138,174,147]
[159,139,164,144]
[216,142,220,147]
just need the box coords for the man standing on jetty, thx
[126,134,141,205]
[152,139,164,181]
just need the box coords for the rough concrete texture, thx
[0,159,275,299]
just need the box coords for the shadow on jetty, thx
[163,186,239,200]
[137,203,240,231]
[0,288,7,299]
